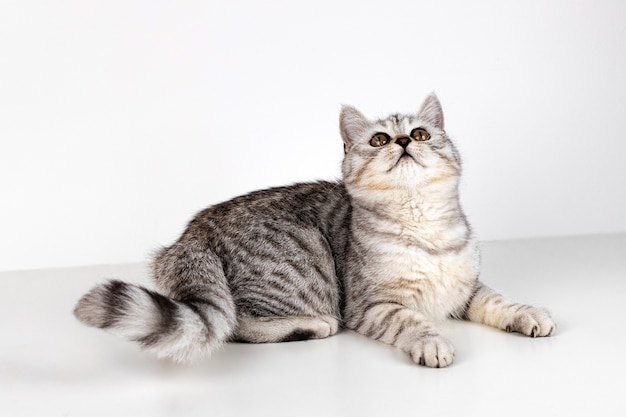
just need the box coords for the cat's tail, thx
[73,243,237,363]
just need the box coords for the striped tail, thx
[73,279,236,363]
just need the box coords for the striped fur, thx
[74,94,555,366]
[73,280,235,362]
[464,282,556,337]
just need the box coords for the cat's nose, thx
[395,135,411,149]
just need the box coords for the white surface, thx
[2,0,626,271]
[0,233,624,416]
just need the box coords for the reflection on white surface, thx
[0,234,624,416]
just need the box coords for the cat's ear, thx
[417,93,444,130]
[340,105,369,152]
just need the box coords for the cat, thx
[74,93,556,367]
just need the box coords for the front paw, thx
[409,335,455,368]
[504,306,556,337]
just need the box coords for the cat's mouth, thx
[396,150,425,168]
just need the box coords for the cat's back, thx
[181,180,350,245]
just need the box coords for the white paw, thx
[409,335,455,368]
[504,306,556,337]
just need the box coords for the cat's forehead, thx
[375,113,418,134]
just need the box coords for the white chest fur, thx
[380,241,479,322]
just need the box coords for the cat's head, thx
[340,94,461,201]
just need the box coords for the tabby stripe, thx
[182,301,217,339]
[391,318,436,345]
[256,273,323,308]
[285,259,318,283]
[354,206,472,255]
[511,304,526,314]
[173,285,230,309]
[266,270,297,289]
[222,237,278,266]
[323,193,347,234]
[272,270,318,299]
[312,263,334,285]
[243,278,292,299]
[352,300,405,331]
[348,230,369,259]
[482,291,500,306]
[392,278,424,293]
[240,293,296,316]
[182,295,229,321]
[241,299,293,317]
[266,223,326,263]
[101,280,132,328]
[390,321,407,344]
[296,288,320,311]
[311,283,334,306]
[367,307,404,339]
[351,157,376,184]
[261,270,324,310]
[244,286,314,315]
[142,289,179,340]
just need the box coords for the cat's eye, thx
[410,128,430,141]
[370,132,391,147]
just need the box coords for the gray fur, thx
[74,94,555,366]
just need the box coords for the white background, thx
[1,0,625,271]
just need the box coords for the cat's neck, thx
[349,179,471,251]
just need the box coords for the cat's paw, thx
[503,306,556,337]
[409,335,455,368]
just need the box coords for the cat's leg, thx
[234,314,340,343]
[346,301,455,368]
[464,282,556,337]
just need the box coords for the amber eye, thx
[410,128,430,141]
[370,132,391,147]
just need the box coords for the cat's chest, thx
[374,240,479,321]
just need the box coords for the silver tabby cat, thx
[74,94,556,367]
